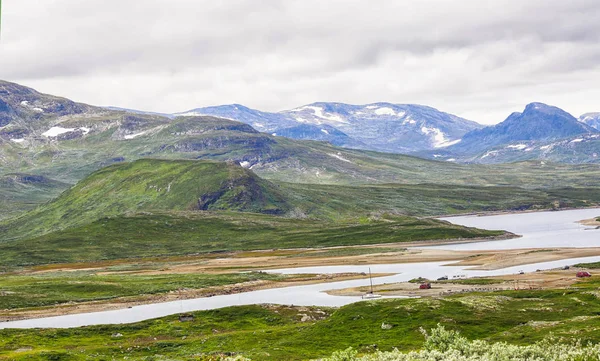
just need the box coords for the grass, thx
[2,285,600,360]
[7,158,600,244]
[0,159,290,242]
[0,212,503,270]
[575,262,600,269]
[281,182,600,218]
[0,174,68,221]
[0,271,283,310]
[4,112,600,225]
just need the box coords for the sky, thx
[1,0,599,124]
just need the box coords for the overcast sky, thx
[1,0,599,124]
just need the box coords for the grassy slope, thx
[4,113,600,222]
[2,280,600,360]
[280,182,600,217]
[0,212,502,269]
[0,159,290,241]
[3,156,600,242]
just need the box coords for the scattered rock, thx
[381,322,393,330]
[300,314,312,322]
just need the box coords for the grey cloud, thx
[1,0,600,122]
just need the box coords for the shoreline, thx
[2,246,600,322]
[0,272,386,323]
[325,268,588,298]
[433,205,600,219]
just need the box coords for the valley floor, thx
[2,244,600,322]
[1,273,600,360]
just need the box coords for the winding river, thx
[1,207,599,329]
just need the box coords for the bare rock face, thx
[0,80,98,126]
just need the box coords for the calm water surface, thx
[2,208,599,329]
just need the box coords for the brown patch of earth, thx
[327,270,589,298]
[579,217,600,227]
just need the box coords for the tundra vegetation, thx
[2,277,600,360]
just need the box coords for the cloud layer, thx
[1,0,599,123]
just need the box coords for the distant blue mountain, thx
[448,103,597,153]
[106,101,600,164]
[422,103,600,164]
[174,102,481,153]
[580,113,600,131]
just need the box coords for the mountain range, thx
[135,97,600,164]
[2,79,600,171]
[3,79,600,247]
[175,103,483,153]
[424,103,600,163]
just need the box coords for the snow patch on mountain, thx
[294,117,308,123]
[124,131,147,140]
[420,126,459,148]
[42,127,76,137]
[20,100,44,113]
[10,138,25,143]
[42,126,92,138]
[506,144,528,150]
[402,116,416,125]
[481,150,499,159]
[438,139,462,147]
[292,106,346,123]
[374,107,396,116]
[328,152,352,163]
[321,129,329,135]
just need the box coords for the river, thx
[1,207,599,329]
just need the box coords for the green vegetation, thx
[324,325,600,361]
[0,212,501,270]
[281,182,600,217]
[0,159,290,241]
[2,287,600,360]
[0,271,282,310]
[0,174,67,221]
[4,111,600,222]
[575,262,600,269]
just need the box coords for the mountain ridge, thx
[424,102,600,163]
[0,159,291,241]
[175,102,482,153]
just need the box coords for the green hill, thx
[0,158,512,268]
[0,159,290,241]
[0,212,503,269]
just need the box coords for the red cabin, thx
[576,271,592,278]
